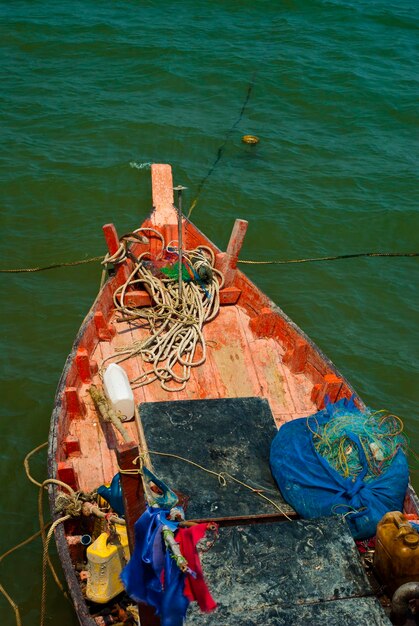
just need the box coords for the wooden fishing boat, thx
[48,164,419,626]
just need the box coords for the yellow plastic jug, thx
[86,524,130,603]
[373,511,419,596]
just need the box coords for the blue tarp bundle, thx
[270,397,409,539]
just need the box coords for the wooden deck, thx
[65,301,318,493]
[52,164,355,501]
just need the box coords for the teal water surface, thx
[1,1,418,624]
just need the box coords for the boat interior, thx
[49,164,417,626]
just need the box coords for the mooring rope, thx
[0,523,53,626]
[0,251,417,274]
[1,442,122,626]
[187,72,257,218]
[237,251,418,264]
[0,256,104,273]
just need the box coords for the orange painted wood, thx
[103,223,130,283]
[50,164,390,626]
[117,289,152,307]
[219,286,241,305]
[150,164,176,228]
[249,307,281,338]
[94,311,116,341]
[109,320,147,406]
[311,373,343,409]
[185,332,226,401]
[116,442,146,552]
[64,356,80,389]
[70,422,107,490]
[65,387,86,419]
[75,347,98,384]
[216,218,248,286]
[163,223,178,247]
[98,281,116,319]
[247,338,297,419]
[69,385,116,490]
[236,306,316,419]
[117,286,241,308]
[63,436,81,457]
[336,384,353,403]
[57,461,78,491]
[103,223,120,255]
[283,339,309,374]
[78,317,99,356]
[203,307,260,398]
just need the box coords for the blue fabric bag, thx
[270,398,409,539]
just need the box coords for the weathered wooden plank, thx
[203,307,260,398]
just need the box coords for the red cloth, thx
[177,524,217,613]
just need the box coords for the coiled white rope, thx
[101,232,224,392]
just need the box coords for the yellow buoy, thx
[242,134,260,145]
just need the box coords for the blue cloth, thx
[120,507,189,626]
[270,398,409,539]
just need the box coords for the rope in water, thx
[2,441,125,626]
[100,231,224,392]
[0,524,53,626]
[0,256,104,273]
[0,251,416,273]
[187,72,257,219]
[0,443,72,626]
[237,252,418,264]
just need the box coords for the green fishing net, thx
[313,408,408,483]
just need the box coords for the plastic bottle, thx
[103,363,134,420]
[373,511,419,596]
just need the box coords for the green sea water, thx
[1,1,418,624]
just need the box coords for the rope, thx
[0,256,104,273]
[101,237,224,392]
[40,515,71,626]
[0,441,76,626]
[117,448,294,519]
[146,450,294,521]
[37,478,78,626]
[187,72,257,218]
[24,441,48,487]
[238,252,418,265]
[0,524,53,626]
[1,251,417,274]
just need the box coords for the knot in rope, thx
[54,492,83,518]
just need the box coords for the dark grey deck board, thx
[187,597,390,626]
[140,397,293,520]
[186,518,390,625]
